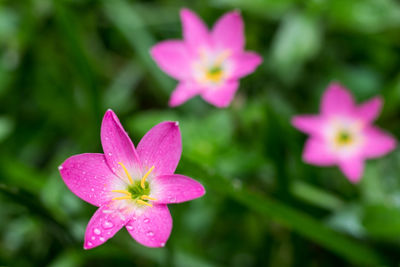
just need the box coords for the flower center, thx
[335,131,353,146]
[194,49,231,85]
[205,66,223,83]
[111,163,157,207]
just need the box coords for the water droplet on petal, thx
[102,221,114,229]
[143,218,150,223]
[146,231,154,237]
[58,166,63,170]
[87,242,93,247]
[160,242,165,247]
[126,225,133,231]
[108,152,112,156]
[91,188,95,192]
[93,228,101,235]
[99,237,105,242]
[91,236,96,241]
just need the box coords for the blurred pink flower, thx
[59,109,205,249]
[292,83,396,183]
[150,8,262,108]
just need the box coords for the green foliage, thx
[1,0,400,266]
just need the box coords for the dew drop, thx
[99,237,105,242]
[87,242,93,247]
[126,225,133,231]
[91,236,96,241]
[58,166,63,170]
[146,231,154,237]
[108,152,112,156]
[143,218,150,223]
[91,188,95,192]
[102,221,114,229]
[160,242,165,247]
[93,228,101,235]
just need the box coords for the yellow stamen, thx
[137,199,153,207]
[205,69,223,83]
[141,195,157,201]
[112,196,132,201]
[141,166,155,189]
[118,162,133,184]
[111,189,131,196]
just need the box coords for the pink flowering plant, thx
[150,8,262,108]
[292,83,397,183]
[59,110,205,249]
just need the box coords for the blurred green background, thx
[1,0,400,266]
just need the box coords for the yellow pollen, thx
[118,162,133,184]
[141,166,155,189]
[112,196,132,201]
[137,199,153,207]
[141,195,157,201]
[205,69,223,83]
[111,189,131,196]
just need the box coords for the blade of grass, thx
[102,0,174,102]
[180,158,386,266]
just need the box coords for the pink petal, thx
[212,11,244,52]
[150,40,192,80]
[201,81,239,108]
[84,202,130,249]
[230,51,262,78]
[101,110,142,182]
[180,8,210,48]
[59,153,118,207]
[321,83,355,115]
[303,138,336,166]
[169,82,201,107]
[356,97,383,122]
[338,158,365,183]
[291,115,324,137]
[137,121,182,175]
[126,204,172,248]
[362,126,397,159]
[152,174,205,204]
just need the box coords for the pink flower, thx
[292,83,397,183]
[59,110,205,249]
[150,8,262,108]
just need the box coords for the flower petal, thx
[292,115,324,137]
[151,174,205,204]
[169,82,201,107]
[338,158,364,183]
[180,8,210,48]
[137,121,182,175]
[101,110,142,181]
[321,83,355,115]
[126,204,172,248]
[362,126,396,159]
[84,202,130,249]
[303,138,336,166]
[212,11,244,52]
[59,153,122,207]
[201,81,239,108]
[230,51,262,78]
[356,97,382,122]
[150,40,192,80]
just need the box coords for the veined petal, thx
[356,97,382,122]
[150,40,192,80]
[201,81,239,108]
[291,115,324,137]
[126,204,172,248]
[321,83,355,115]
[151,174,205,204]
[303,138,336,166]
[180,8,210,47]
[59,153,122,207]
[137,121,182,175]
[362,126,396,159]
[212,11,244,52]
[338,158,365,183]
[84,202,131,249]
[101,110,142,182]
[230,51,262,78]
[169,82,201,107]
